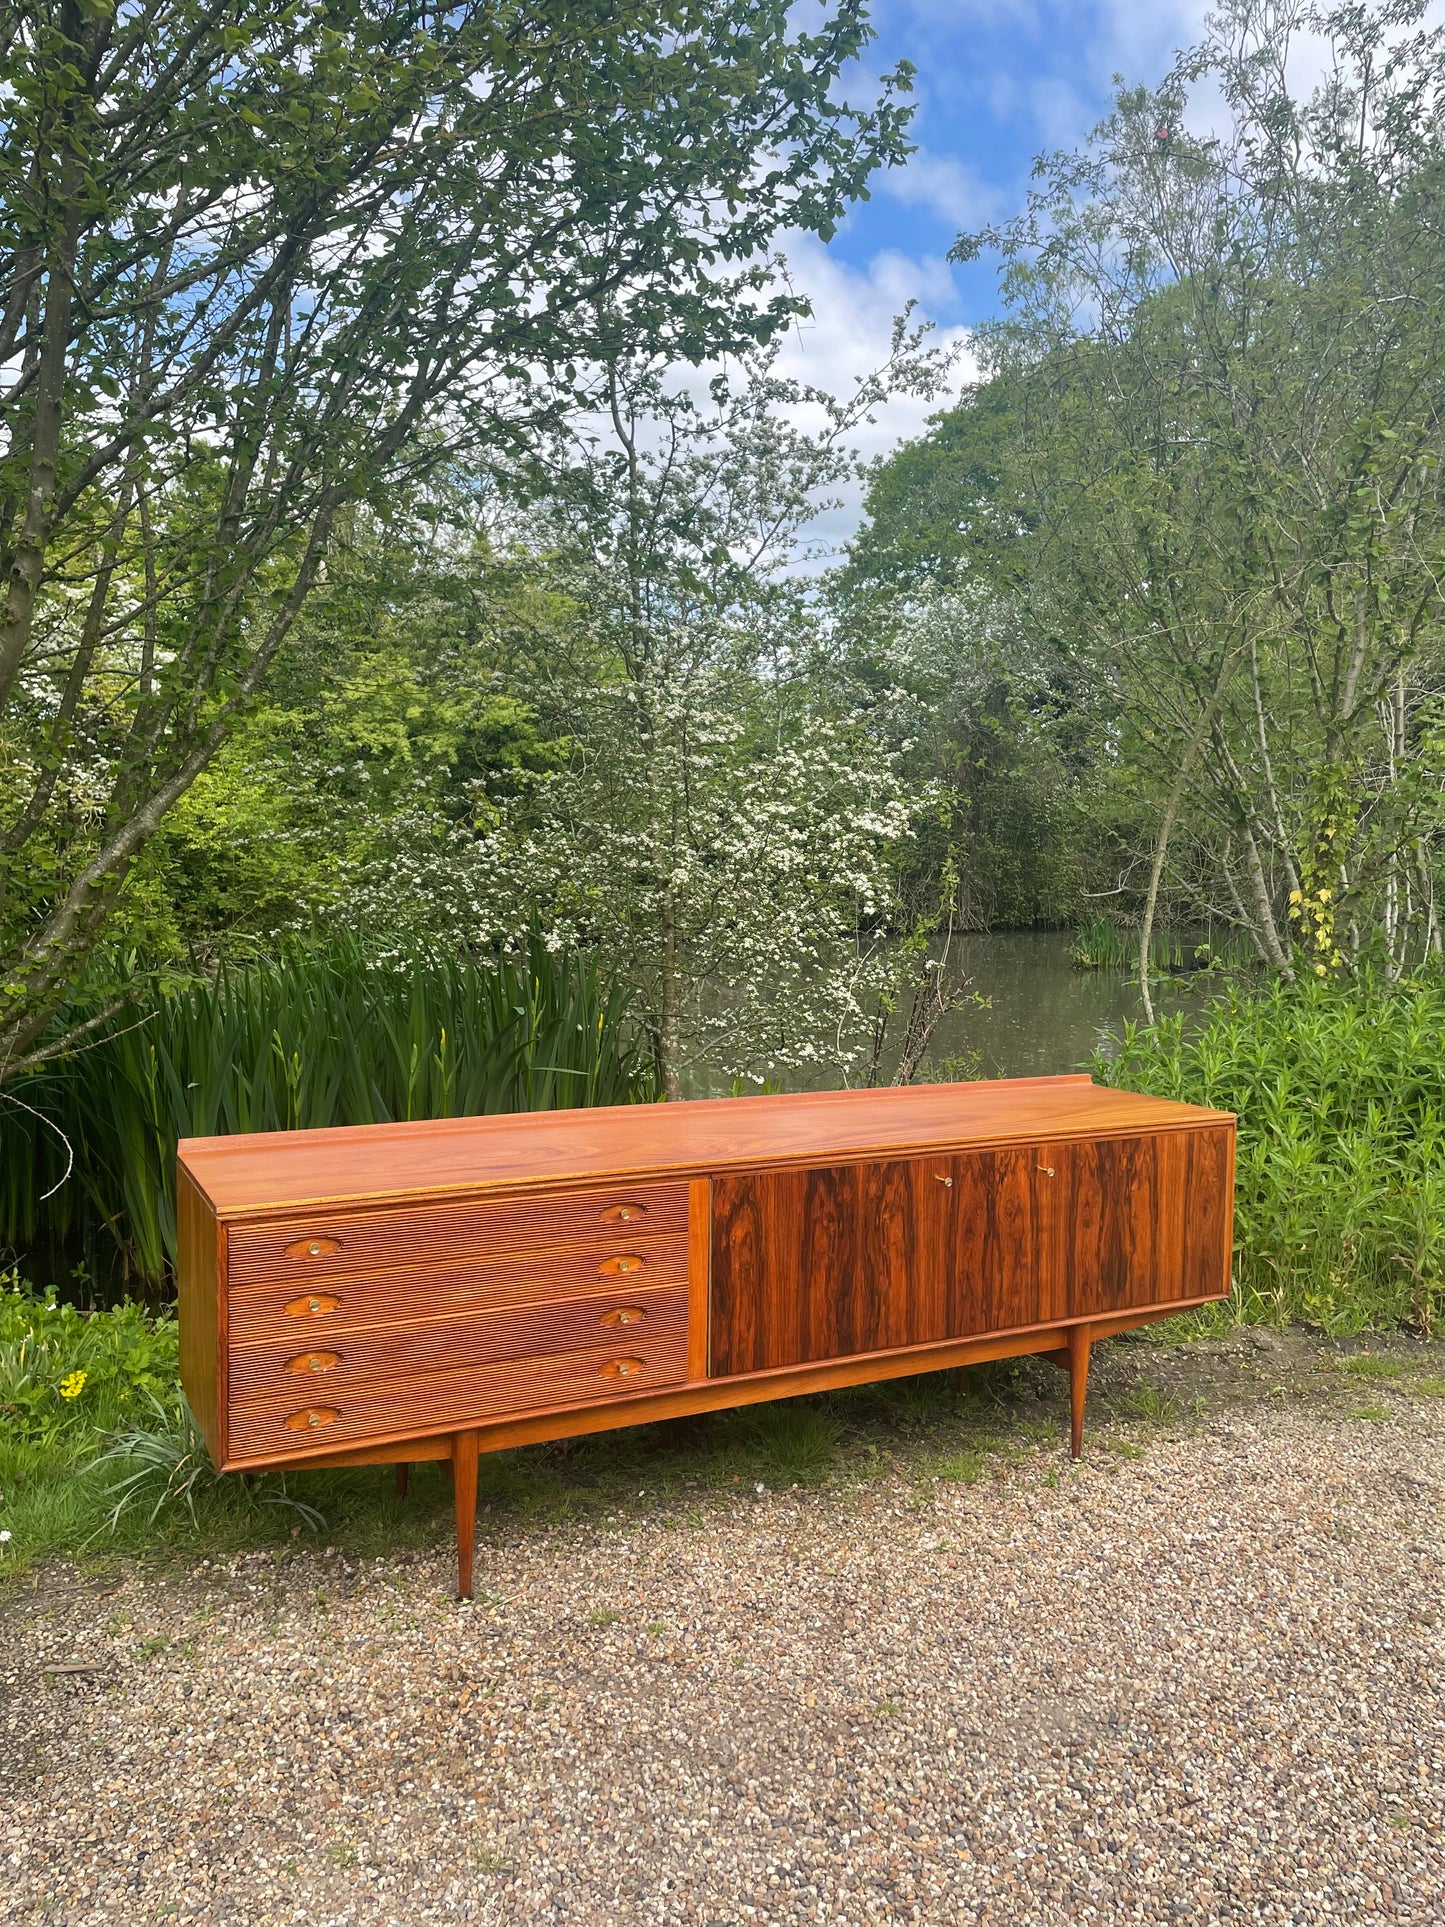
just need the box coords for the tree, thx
[955,0,1445,1004]
[0,0,912,1078]
[351,335,957,1091]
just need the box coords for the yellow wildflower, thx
[59,1370,87,1400]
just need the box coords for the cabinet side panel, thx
[177,1168,223,1465]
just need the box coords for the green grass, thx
[930,1445,992,1484]
[1335,1354,1406,1380]
[1101,973,1445,1333]
[1,935,655,1300]
[0,1288,1080,1582]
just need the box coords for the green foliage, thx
[948,7,1445,971]
[841,376,1030,598]
[95,1393,323,1536]
[2,0,913,1073]
[0,1278,178,1450]
[1100,976,1445,1333]
[1,937,655,1296]
[1069,916,1251,975]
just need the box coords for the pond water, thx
[927,929,1149,1080]
[697,929,1219,1095]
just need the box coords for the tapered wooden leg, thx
[1068,1324,1092,1460]
[394,1462,409,1500]
[452,1429,480,1600]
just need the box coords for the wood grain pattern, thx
[179,1076,1232,1217]
[225,1336,691,1459]
[227,1234,689,1347]
[710,1158,949,1374]
[227,1285,690,1403]
[176,1170,223,1462]
[223,1294,1221,1472]
[227,1181,690,1288]
[710,1129,1235,1374]
[941,1144,1061,1336]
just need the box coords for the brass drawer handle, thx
[284,1406,338,1432]
[285,1350,340,1375]
[600,1203,647,1225]
[599,1356,645,1379]
[599,1306,645,1329]
[285,1235,342,1262]
[598,1253,645,1276]
[284,1292,341,1319]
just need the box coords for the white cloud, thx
[876,147,1002,229]
[770,234,979,563]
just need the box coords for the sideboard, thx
[177,1075,1235,1595]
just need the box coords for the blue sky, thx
[831,0,1213,319]
[769,0,1215,549]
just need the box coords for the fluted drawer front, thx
[228,1286,689,1402]
[227,1235,688,1345]
[227,1182,690,1289]
[225,1338,689,1460]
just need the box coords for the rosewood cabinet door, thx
[1050,1125,1233,1318]
[709,1159,957,1375]
[937,1144,1064,1336]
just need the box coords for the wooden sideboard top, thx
[178,1074,1234,1218]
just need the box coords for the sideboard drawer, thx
[227,1233,688,1345]
[226,1338,688,1460]
[227,1182,690,1289]
[228,1284,690,1402]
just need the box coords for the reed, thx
[0,936,656,1298]
[1100,973,1445,1333]
[1070,915,1253,976]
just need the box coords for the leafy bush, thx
[0,1278,178,1450]
[1101,975,1445,1333]
[1,935,656,1297]
[0,1280,329,1569]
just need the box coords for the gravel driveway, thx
[4,1341,1444,1926]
